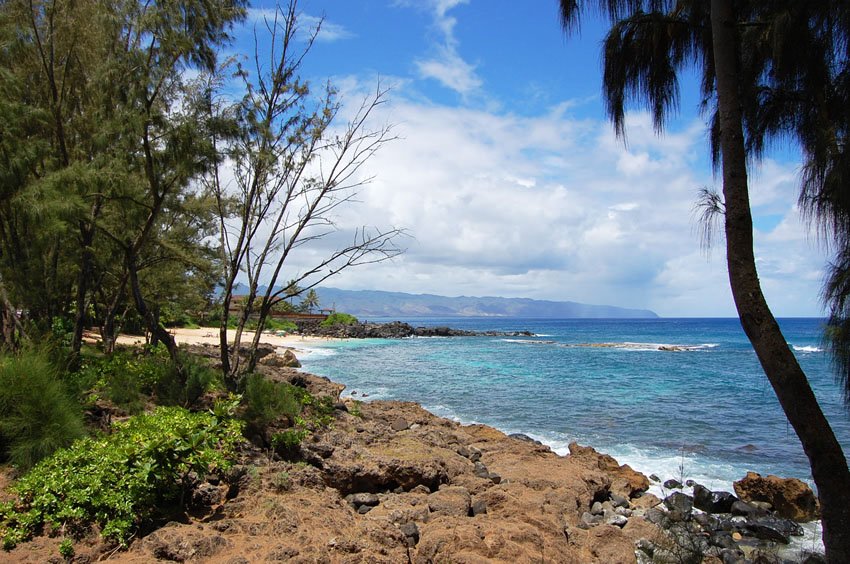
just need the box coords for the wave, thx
[292,346,337,360]
[500,339,718,352]
[793,345,823,353]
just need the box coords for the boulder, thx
[733,472,819,522]
[568,442,650,497]
[743,521,790,544]
[663,478,683,490]
[730,500,766,518]
[260,348,301,368]
[693,484,737,514]
[663,492,693,518]
[427,486,471,517]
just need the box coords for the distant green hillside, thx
[312,288,658,318]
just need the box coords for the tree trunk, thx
[711,2,850,561]
[71,200,103,357]
[126,249,179,362]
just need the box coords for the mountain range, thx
[310,288,658,319]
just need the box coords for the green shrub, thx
[73,348,218,409]
[263,319,298,333]
[0,349,86,471]
[154,353,220,407]
[74,346,169,401]
[320,312,358,327]
[0,405,244,548]
[270,428,308,454]
[104,370,144,414]
[58,538,74,559]
[239,374,305,436]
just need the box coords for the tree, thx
[0,0,246,361]
[298,289,320,314]
[559,2,850,560]
[206,1,404,387]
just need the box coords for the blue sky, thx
[228,0,823,317]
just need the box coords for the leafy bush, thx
[0,349,86,470]
[270,428,308,454]
[239,374,305,436]
[263,319,298,333]
[74,346,169,402]
[0,405,244,548]
[154,353,220,407]
[73,347,218,409]
[320,312,358,327]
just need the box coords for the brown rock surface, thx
[567,441,650,498]
[3,369,658,563]
[733,471,820,522]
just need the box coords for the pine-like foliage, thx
[0,348,85,470]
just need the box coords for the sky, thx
[226,0,825,318]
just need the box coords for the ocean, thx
[297,317,850,508]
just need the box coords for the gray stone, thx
[693,484,737,514]
[400,522,419,546]
[644,507,666,526]
[347,492,380,508]
[664,479,683,490]
[470,499,487,516]
[720,548,747,564]
[649,474,661,483]
[744,520,791,544]
[357,505,373,514]
[709,531,737,550]
[605,513,628,528]
[489,472,502,484]
[473,461,490,479]
[610,492,630,508]
[391,418,409,432]
[636,538,655,556]
[578,511,603,529]
[731,500,764,518]
[614,506,632,517]
[590,501,604,516]
[663,492,693,516]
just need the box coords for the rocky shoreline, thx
[293,319,535,339]
[5,343,826,563]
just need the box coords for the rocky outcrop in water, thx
[296,319,534,339]
[633,478,823,563]
[733,471,819,522]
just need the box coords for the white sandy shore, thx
[111,327,343,357]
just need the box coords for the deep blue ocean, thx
[298,317,850,497]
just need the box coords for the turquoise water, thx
[299,317,850,494]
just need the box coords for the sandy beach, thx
[112,327,342,357]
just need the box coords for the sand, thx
[112,327,342,357]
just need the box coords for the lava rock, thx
[693,484,737,514]
[663,492,693,517]
[733,472,819,522]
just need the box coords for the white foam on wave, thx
[342,386,391,401]
[793,345,823,353]
[288,346,337,360]
[619,342,718,352]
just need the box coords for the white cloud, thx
[269,79,828,317]
[244,9,353,43]
[416,48,482,95]
[403,0,481,96]
[299,14,355,42]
